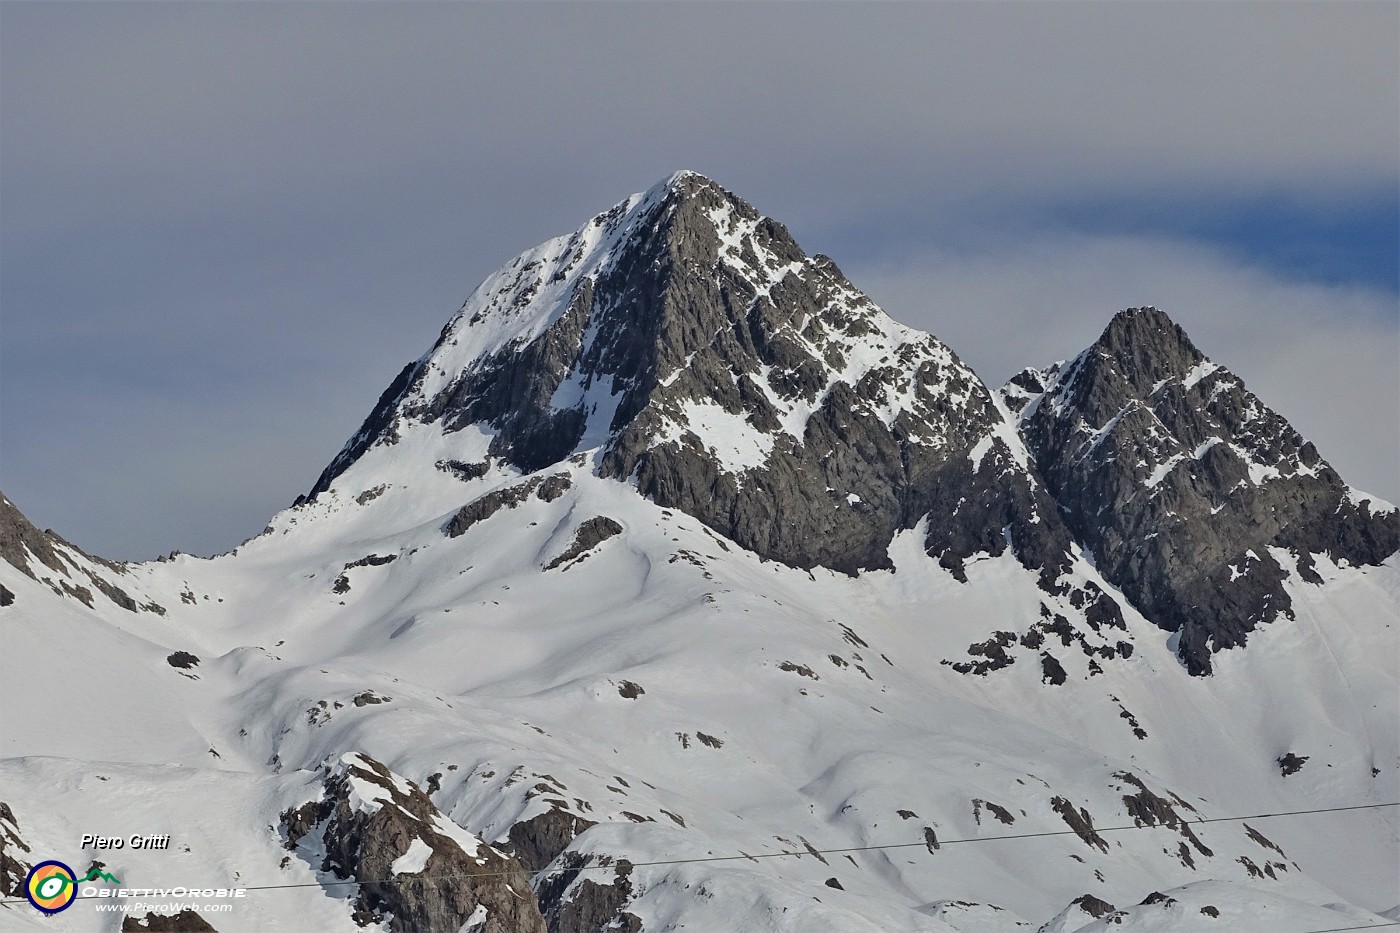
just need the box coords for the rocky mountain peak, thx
[305,174,1073,579]
[1093,306,1203,381]
[308,171,808,486]
[1020,307,1209,428]
[1009,307,1398,674]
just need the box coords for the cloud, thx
[849,232,1400,503]
[1,2,1395,557]
[3,2,1393,240]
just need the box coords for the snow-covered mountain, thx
[2,172,1396,933]
[306,171,1065,583]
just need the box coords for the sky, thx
[1,2,1396,561]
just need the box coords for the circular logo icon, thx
[25,860,77,914]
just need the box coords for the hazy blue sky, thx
[2,2,1396,560]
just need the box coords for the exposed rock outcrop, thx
[281,753,546,933]
[0,491,158,614]
[0,802,32,899]
[544,517,623,570]
[506,809,598,874]
[535,853,642,933]
[445,474,572,538]
[1071,894,1115,918]
[1009,308,1398,674]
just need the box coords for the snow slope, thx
[4,453,1395,930]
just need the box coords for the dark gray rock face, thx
[915,438,1074,589]
[281,754,546,933]
[444,474,571,538]
[1050,796,1109,853]
[568,187,1008,575]
[307,361,425,502]
[308,173,1077,584]
[506,809,597,874]
[1009,307,1398,674]
[544,517,623,571]
[0,491,69,580]
[1071,894,1116,919]
[436,459,491,482]
[0,802,32,899]
[346,554,398,570]
[535,853,643,933]
[0,491,151,614]
[1114,771,1211,859]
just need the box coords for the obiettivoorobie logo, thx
[24,860,121,914]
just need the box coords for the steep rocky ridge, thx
[1006,307,1398,674]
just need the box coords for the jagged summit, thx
[309,171,790,487]
[1088,305,1204,384]
[306,173,1066,577]
[1006,306,1398,674]
[1003,307,1205,418]
[307,171,726,492]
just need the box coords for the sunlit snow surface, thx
[2,445,1395,931]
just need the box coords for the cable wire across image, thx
[3,798,1396,931]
